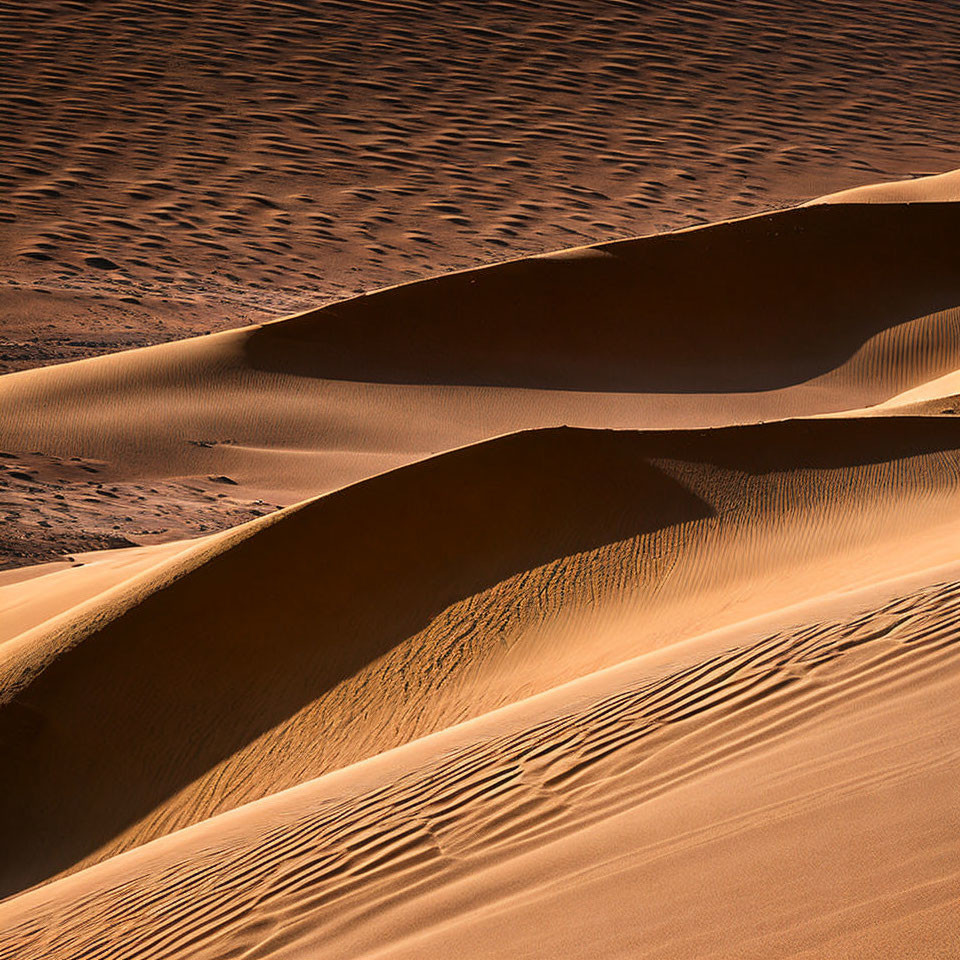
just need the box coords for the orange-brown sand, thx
[4,1,960,372]
[4,169,960,953]
[4,4,960,957]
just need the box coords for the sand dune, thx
[249,201,960,392]
[3,135,960,959]
[2,564,959,959]
[5,196,960,568]
[810,167,960,204]
[5,414,960,899]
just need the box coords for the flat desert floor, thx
[2,3,960,959]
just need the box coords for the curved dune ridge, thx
[3,196,960,531]
[247,200,960,392]
[4,416,960,897]
[808,167,960,205]
[3,549,960,959]
[2,170,960,957]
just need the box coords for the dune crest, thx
[809,167,960,204]
[4,192,960,571]
[2,566,959,959]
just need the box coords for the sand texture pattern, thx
[3,166,960,953]
[3,4,960,955]
[4,0,960,370]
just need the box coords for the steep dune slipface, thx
[0,428,710,893]
[5,417,960,897]
[247,201,960,392]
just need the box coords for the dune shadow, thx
[5,417,960,897]
[0,428,713,896]
[642,415,960,472]
[245,203,960,394]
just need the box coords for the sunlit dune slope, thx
[0,541,200,646]
[2,563,959,960]
[809,167,960,204]
[5,416,960,896]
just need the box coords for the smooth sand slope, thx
[2,170,960,957]
[2,556,960,959]
[4,415,960,896]
[810,167,960,205]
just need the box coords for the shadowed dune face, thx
[5,418,960,897]
[247,203,960,392]
[649,414,960,471]
[3,198,960,569]
[4,574,959,960]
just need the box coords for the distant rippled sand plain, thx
[2,0,960,370]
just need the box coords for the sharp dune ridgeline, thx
[3,196,960,546]
[3,112,960,959]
